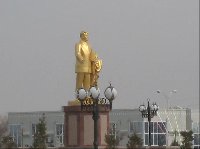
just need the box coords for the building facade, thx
[8,111,64,148]
[7,107,198,148]
[110,106,192,147]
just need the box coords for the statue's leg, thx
[83,73,90,90]
[76,73,84,90]
[90,73,94,87]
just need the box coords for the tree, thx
[171,129,180,146]
[0,116,8,148]
[180,130,194,149]
[32,114,47,149]
[126,132,143,149]
[171,139,179,146]
[104,134,120,149]
[1,136,16,148]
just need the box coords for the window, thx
[55,123,64,145]
[9,124,22,147]
[145,122,148,133]
[145,134,148,145]
[154,134,158,145]
[150,122,153,133]
[144,122,166,146]
[32,123,37,136]
[193,122,200,148]
[158,134,166,146]
[31,123,37,145]
[154,122,158,133]
[194,134,200,146]
[158,122,166,133]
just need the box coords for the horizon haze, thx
[0,0,199,115]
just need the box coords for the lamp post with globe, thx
[156,90,177,110]
[139,99,159,146]
[76,84,117,149]
[156,89,177,146]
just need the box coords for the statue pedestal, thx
[63,105,110,149]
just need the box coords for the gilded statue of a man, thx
[75,31,102,90]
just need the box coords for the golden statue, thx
[75,31,102,90]
[68,31,102,106]
[90,51,102,87]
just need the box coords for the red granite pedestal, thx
[63,105,110,149]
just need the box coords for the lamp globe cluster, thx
[76,84,117,101]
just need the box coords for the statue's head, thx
[80,31,89,42]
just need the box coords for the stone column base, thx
[63,105,110,148]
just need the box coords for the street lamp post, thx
[76,84,117,149]
[156,90,177,146]
[139,99,159,146]
[156,90,177,110]
[21,123,24,148]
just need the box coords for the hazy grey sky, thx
[0,0,199,115]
